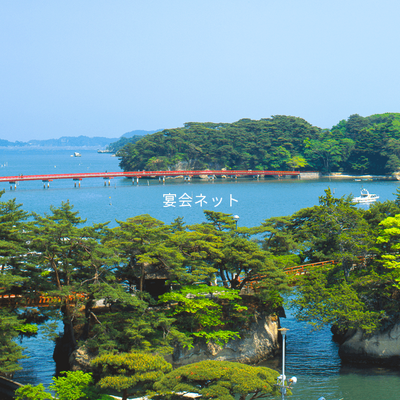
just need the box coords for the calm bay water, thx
[2,148,400,399]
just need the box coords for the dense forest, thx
[115,113,400,175]
[3,187,400,398]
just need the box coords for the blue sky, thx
[1,1,400,142]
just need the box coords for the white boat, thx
[352,188,379,204]
[74,152,81,157]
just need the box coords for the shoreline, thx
[301,172,400,181]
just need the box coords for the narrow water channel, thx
[261,303,400,400]
[13,321,63,387]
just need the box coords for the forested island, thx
[115,113,400,175]
[3,183,400,398]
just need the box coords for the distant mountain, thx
[0,138,25,147]
[0,135,118,148]
[27,135,119,148]
[0,130,161,149]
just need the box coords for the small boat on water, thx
[352,188,379,204]
[74,152,81,157]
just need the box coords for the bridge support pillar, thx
[136,177,139,185]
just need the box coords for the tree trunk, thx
[140,264,145,292]
[219,267,229,288]
[81,298,93,341]
[63,298,77,349]
[51,259,62,290]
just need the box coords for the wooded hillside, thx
[116,113,400,175]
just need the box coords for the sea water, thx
[1,148,399,399]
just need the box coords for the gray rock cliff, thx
[69,314,280,371]
[170,314,279,366]
[338,323,400,366]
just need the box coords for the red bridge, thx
[0,170,300,189]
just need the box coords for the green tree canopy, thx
[153,360,280,400]
[105,214,184,292]
[159,285,246,346]
[376,213,400,289]
[288,190,398,334]
[0,191,31,375]
[116,116,321,172]
[92,351,172,400]
[15,371,113,400]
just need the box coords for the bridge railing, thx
[240,260,336,293]
[0,293,87,307]
[283,260,336,275]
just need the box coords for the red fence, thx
[0,293,87,307]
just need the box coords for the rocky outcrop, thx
[69,346,99,372]
[69,315,280,371]
[170,314,279,366]
[53,328,76,375]
[338,323,400,366]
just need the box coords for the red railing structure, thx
[283,260,336,276]
[0,170,300,189]
[240,260,336,293]
[0,293,87,307]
